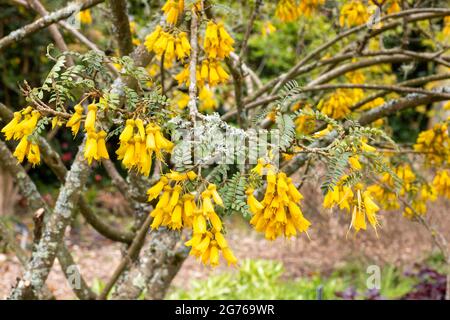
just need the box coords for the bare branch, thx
[0,0,105,52]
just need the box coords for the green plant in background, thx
[168,259,420,300]
[167,259,346,300]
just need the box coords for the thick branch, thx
[108,0,133,56]
[0,140,94,300]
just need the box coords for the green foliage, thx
[219,172,249,218]
[167,259,345,300]
[168,259,418,300]
[321,145,351,193]
[275,113,296,152]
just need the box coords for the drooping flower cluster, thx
[204,21,234,60]
[162,0,185,26]
[324,179,380,234]
[200,59,230,87]
[414,122,450,166]
[145,26,191,68]
[433,170,450,199]
[116,119,173,176]
[147,173,237,267]
[147,172,197,230]
[298,0,325,17]
[367,164,437,219]
[319,89,363,119]
[72,103,110,165]
[247,159,311,240]
[275,0,301,22]
[1,107,41,166]
[66,104,84,136]
[339,0,369,28]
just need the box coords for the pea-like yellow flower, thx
[84,104,97,132]
[275,0,301,22]
[66,104,84,137]
[339,0,369,28]
[204,21,234,60]
[162,0,184,26]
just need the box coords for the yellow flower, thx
[433,170,450,199]
[200,59,230,86]
[204,21,234,60]
[162,0,184,26]
[348,155,362,171]
[208,184,224,207]
[77,9,92,25]
[144,26,162,52]
[147,176,169,201]
[84,104,97,132]
[84,131,98,165]
[6,109,41,141]
[97,130,109,160]
[13,136,31,163]
[319,89,362,119]
[186,230,237,267]
[339,1,369,28]
[414,123,450,166]
[275,0,301,22]
[1,112,22,140]
[66,104,84,137]
[199,86,217,112]
[26,142,40,166]
[261,21,276,36]
[299,0,324,17]
[248,163,310,240]
[387,0,401,14]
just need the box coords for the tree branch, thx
[108,0,134,56]
[0,0,105,51]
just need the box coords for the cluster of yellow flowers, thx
[340,0,369,28]
[324,179,380,234]
[204,21,234,60]
[433,170,450,199]
[84,130,109,165]
[275,0,301,23]
[247,159,311,240]
[175,62,229,88]
[414,122,450,166]
[144,1,235,113]
[319,88,363,119]
[116,119,173,176]
[68,103,110,165]
[1,107,41,165]
[200,59,230,87]
[367,164,437,218]
[275,0,323,22]
[147,173,237,267]
[145,26,191,68]
[162,0,185,25]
